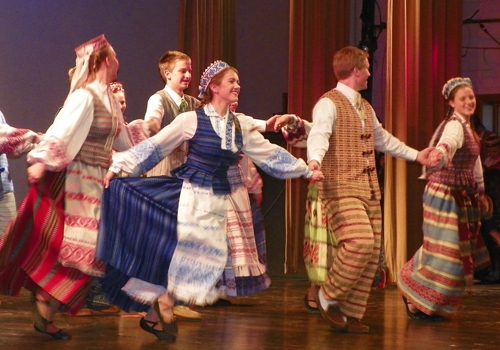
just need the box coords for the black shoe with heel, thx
[31,292,71,340]
[139,317,176,341]
[303,294,320,315]
[154,300,178,338]
[34,321,72,340]
[402,296,446,322]
[211,298,232,307]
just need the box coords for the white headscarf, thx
[66,34,110,103]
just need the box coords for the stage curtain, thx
[178,0,236,97]
[285,0,351,273]
[383,0,462,280]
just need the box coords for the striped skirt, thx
[217,194,271,297]
[398,181,490,317]
[97,176,181,312]
[0,192,16,238]
[0,171,91,313]
[98,177,270,311]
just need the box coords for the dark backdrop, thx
[0,0,291,275]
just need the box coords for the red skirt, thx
[0,171,91,314]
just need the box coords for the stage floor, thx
[0,277,499,350]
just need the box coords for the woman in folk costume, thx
[0,35,147,340]
[97,60,324,341]
[398,77,490,320]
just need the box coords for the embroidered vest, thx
[145,91,200,176]
[156,90,200,129]
[427,115,480,188]
[171,110,244,195]
[316,90,380,200]
[73,88,118,169]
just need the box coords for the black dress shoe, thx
[402,296,428,320]
[139,317,176,341]
[212,298,232,307]
[402,296,446,322]
[303,295,320,315]
[31,291,71,340]
[153,300,178,337]
[34,324,72,340]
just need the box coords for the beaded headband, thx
[198,60,230,98]
[109,81,124,93]
[442,77,472,99]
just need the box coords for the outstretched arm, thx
[108,111,196,177]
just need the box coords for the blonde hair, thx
[86,46,114,83]
[158,51,191,83]
[68,67,76,83]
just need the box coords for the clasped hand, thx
[309,169,324,181]
[266,114,296,132]
[416,147,442,168]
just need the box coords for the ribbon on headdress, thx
[67,35,110,100]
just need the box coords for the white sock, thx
[319,290,347,322]
[318,288,338,311]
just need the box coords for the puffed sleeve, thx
[110,111,197,176]
[27,89,94,171]
[430,120,464,170]
[238,114,312,179]
[113,119,151,151]
[0,125,39,156]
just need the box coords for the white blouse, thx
[28,80,148,171]
[111,104,311,180]
[307,82,419,165]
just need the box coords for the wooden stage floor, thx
[0,277,499,350]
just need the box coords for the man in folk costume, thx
[140,51,203,319]
[143,51,200,177]
[307,46,430,333]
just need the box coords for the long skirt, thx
[0,171,91,313]
[398,181,490,317]
[97,176,181,312]
[97,177,270,312]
